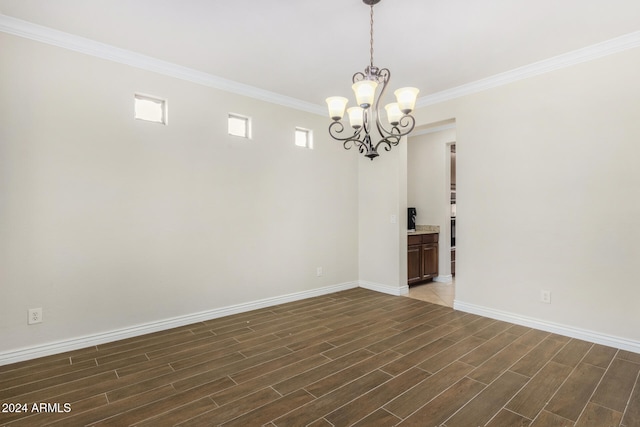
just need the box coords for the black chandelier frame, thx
[327,0,417,160]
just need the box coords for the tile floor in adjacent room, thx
[407,279,455,308]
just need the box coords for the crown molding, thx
[411,123,457,137]
[0,14,326,116]
[2,14,639,115]
[416,30,640,108]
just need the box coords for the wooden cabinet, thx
[408,233,439,285]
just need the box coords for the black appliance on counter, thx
[408,207,417,231]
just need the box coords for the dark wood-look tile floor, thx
[1,288,639,426]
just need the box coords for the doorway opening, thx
[405,120,456,307]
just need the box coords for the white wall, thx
[414,47,640,348]
[0,33,359,358]
[358,140,408,295]
[407,128,456,278]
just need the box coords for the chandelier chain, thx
[369,4,374,68]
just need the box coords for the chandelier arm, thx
[377,114,417,139]
[328,120,365,147]
[392,114,417,137]
[372,68,399,138]
[374,135,400,152]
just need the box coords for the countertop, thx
[408,224,440,235]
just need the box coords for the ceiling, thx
[2,0,640,109]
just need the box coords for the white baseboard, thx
[454,300,640,355]
[0,281,359,366]
[359,280,409,296]
[434,275,453,283]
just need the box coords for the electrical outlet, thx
[540,290,551,304]
[390,214,397,224]
[28,308,43,325]
[316,267,323,277]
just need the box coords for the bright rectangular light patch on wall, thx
[295,127,313,149]
[134,94,166,124]
[228,114,251,138]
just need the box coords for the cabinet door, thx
[421,243,439,280]
[407,245,422,284]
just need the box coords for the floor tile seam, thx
[120,387,224,426]
[579,400,626,421]
[484,406,533,426]
[116,356,247,399]
[236,343,294,360]
[95,330,200,354]
[145,336,242,360]
[397,375,486,423]
[0,352,84,375]
[484,371,539,425]
[532,356,583,420]
[0,357,80,383]
[0,357,103,394]
[540,349,609,423]
[106,370,187,403]
[229,349,319,383]
[574,359,611,413]
[167,349,248,373]
[68,384,178,427]
[375,367,438,418]
[261,353,334,387]
[303,352,401,399]
[366,323,445,353]
[619,368,640,425]
[138,395,218,427]
[387,327,458,356]
[420,334,494,376]
[508,333,577,379]
[615,354,640,367]
[0,362,128,403]
[92,333,204,359]
[470,332,562,385]
[326,396,395,427]
[84,384,180,426]
[7,371,118,403]
[530,410,575,426]
[0,408,42,426]
[174,348,297,386]
[265,390,320,427]
[270,352,365,395]
[324,323,400,348]
[291,371,393,425]
[251,354,335,388]
[203,314,280,330]
[330,329,406,356]
[502,341,585,415]
[283,340,336,356]
[438,372,529,426]
[581,349,633,417]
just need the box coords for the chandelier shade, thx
[384,102,402,126]
[352,80,378,109]
[326,96,348,121]
[394,87,420,114]
[325,0,419,160]
[347,107,364,129]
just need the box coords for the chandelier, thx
[326,0,419,160]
